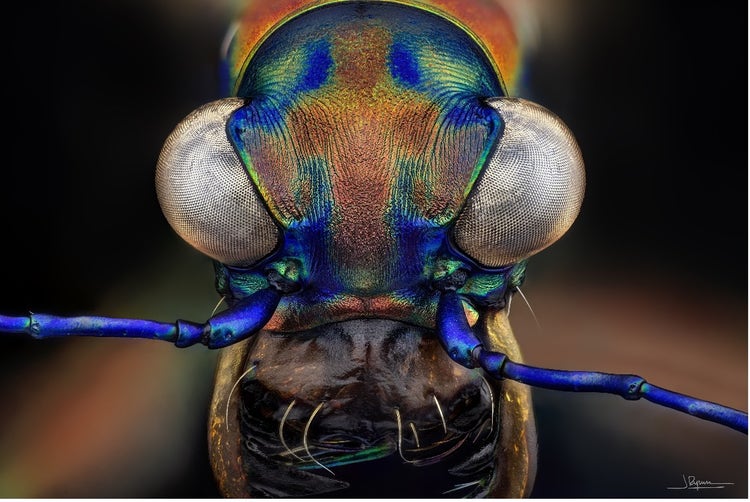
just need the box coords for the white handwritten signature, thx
[667,474,734,491]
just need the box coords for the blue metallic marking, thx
[389,40,420,87]
[298,39,333,93]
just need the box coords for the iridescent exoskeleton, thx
[0,0,745,498]
[181,3,563,495]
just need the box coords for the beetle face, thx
[225,1,508,332]
[154,1,584,497]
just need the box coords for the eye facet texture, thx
[453,98,585,268]
[156,99,280,267]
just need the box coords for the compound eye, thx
[452,98,585,268]
[156,99,280,267]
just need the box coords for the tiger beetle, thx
[1,0,746,497]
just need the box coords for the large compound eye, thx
[156,99,280,267]
[452,98,585,268]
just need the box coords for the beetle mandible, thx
[0,0,746,498]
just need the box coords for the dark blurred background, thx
[0,0,746,497]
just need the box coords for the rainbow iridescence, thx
[218,2,522,331]
[223,0,520,97]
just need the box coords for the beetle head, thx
[155,3,584,325]
[153,1,584,497]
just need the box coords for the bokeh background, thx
[0,0,746,497]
